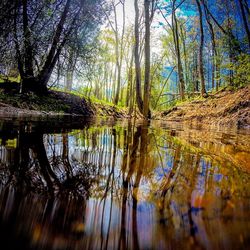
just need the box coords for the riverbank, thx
[0,89,128,118]
[157,85,250,129]
[0,86,249,128]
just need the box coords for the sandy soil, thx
[156,85,250,129]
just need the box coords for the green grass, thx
[50,87,115,106]
[0,90,70,113]
[0,75,20,83]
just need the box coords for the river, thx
[0,117,249,250]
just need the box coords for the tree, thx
[134,0,144,114]
[0,0,107,94]
[143,0,151,118]
[103,0,126,105]
[65,46,78,91]
[113,0,126,105]
[195,0,206,96]
[202,0,242,54]
[203,0,220,90]
[158,0,186,100]
[172,2,185,100]
[238,0,250,49]
[134,0,156,118]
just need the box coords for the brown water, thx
[0,117,249,250]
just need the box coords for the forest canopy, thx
[0,0,107,93]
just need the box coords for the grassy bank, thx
[0,88,128,118]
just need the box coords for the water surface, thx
[0,117,249,250]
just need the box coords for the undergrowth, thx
[0,90,70,113]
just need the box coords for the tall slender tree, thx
[134,0,144,114]
[203,0,220,90]
[172,3,185,100]
[195,0,206,96]
[238,0,250,49]
[143,0,151,119]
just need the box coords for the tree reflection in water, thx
[0,119,249,250]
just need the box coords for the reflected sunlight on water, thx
[0,118,249,249]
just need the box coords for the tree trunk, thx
[242,0,250,16]
[134,0,144,114]
[114,21,121,104]
[114,62,121,104]
[154,66,175,109]
[20,0,36,93]
[180,25,188,86]
[126,52,134,107]
[66,71,73,91]
[192,51,199,92]
[22,0,34,78]
[143,0,151,119]
[215,58,220,91]
[114,1,125,105]
[172,4,185,100]
[37,0,72,93]
[211,50,215,89]
[38,42,66,93]
[203,0,218,90]
[65,49,76,91]
[13,2,24,80]
[203,1,242,53]
[196,0,206,96]
[238,0,250,49]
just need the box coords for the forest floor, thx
[0,89,128,118]
[156,85,250,128]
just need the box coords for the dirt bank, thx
[0,90,128,118]
[156,85,250,128]
[0,86,249,126]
